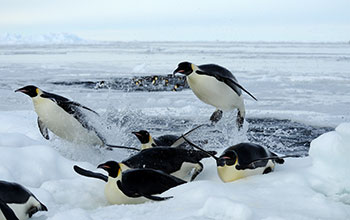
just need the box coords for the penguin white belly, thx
[171,162,201,182]
[104,177,147,205]
[3,196,40,220]
[217,160,275,183]
[33,98,103,145]
[170,162,203,182]
[187,73,243,110]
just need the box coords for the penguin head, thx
[217,150,238,167]
[173,61,194,76]
[132,130,151,144]
[15,85,41,98]
[98,161,121,178]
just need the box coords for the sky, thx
[0,0,350,42]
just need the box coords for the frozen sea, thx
[0,41,349,220]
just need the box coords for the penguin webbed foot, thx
[263,167,272,174]
[236,111,244,130]
[190,163,203,181]
[210,109,223,124]
[27,206,39,218]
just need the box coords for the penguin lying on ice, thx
[121,147,217,181]
[173,62,257,128]
[74,161,186,204]
[75,146,216,182]
[0,180,47,220]
[182,136,299,182]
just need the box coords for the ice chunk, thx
[308,123,350,204]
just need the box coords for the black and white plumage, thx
[173,62,257,128]
[215,143,284,182]
[15,85,105,146]
[181,137,290,183]
[121,147,216,181]
[132,125,204,150]
[74,162,186,204]
[0,180,47,220]
[132,130,189,150]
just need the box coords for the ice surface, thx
[0,42,349,219]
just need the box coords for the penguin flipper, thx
[73,165,108,182]
[0,198,19,220]
[37,117,49,140]
[196,69,257,101]
[141,194,173,201]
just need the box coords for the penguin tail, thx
[40,203,48,211]
[274,158,285,164]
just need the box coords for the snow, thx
[0,42,349,219]
[308,123,350,205]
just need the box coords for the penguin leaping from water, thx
[15,85,105,146]
[173,62,257,128]
[0,180,47,220]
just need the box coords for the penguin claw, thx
[210,110,223,124]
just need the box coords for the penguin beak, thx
[97,164,110,170]
[15,88,28,94]
[132,131,142,139]
[173,68,184,76]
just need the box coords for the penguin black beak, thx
[97,164,110,170]
[15,88,28,94]
[173,68,184,76]
[132,131,142,139]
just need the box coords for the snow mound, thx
[308,123,350,204]
[0,33,92,45]
[197,197,252,220]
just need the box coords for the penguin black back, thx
[118,168,186,200]
[221,143,271,168]
[0,181,32,203]
[122,147,216,174]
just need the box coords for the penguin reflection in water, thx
[0,180,47,220]
[182,137,297,182]
[173,62,257,128]
[15,85,124,148]
[74,161,185,204]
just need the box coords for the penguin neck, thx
[141,137,156,150]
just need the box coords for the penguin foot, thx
[190,163,203,181]
[210,110,223,124]
[236,111,244,130]
[263,167,272,174]
[27,206,39,218]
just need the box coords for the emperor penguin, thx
[121,147,217,181]
[182,136,290,183]
[0,180,47,220]
[173,62,257,128]
[132,125,204,150]
[73,161,186,204]
[15,85,105,146]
